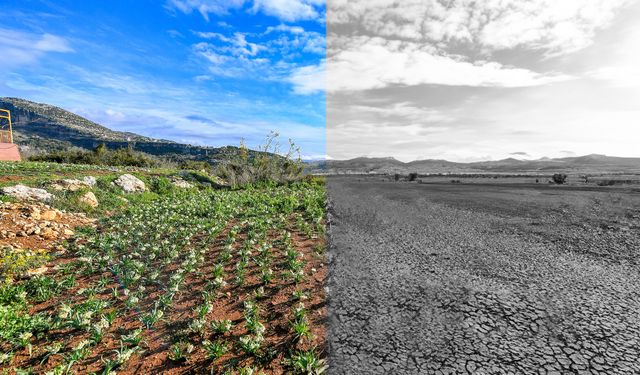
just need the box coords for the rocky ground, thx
[0,172,143,281]
[326,177,640,374]
[0,202,95,248]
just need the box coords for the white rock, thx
[1,185,54,202]
[79,191,99,208]
[50,177,96,191]
[113,174,146,193]
[83,176,97,187]
[171,178,194,189]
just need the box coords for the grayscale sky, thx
[327,0,640,162]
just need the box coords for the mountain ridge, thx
[325,154,640,174]
[0,97,244,164]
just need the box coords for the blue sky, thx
[0,0,326,158]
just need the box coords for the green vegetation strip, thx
[1,177,326,374]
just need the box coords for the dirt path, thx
[326,177,640,374]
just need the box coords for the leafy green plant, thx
[285,349,327,374]
[245,316,266,336]
[238,335,263,355]
[291,320,311,341]
[238,366,266,375]
[292,289,308,301]
[211,319,234,334]
[212,263,225,278]
[168,341,194,362]
[202,339,228,360]
[122,328,143,346]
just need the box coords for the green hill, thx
[0,97,244,164]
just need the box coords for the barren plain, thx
[327,176,640,374]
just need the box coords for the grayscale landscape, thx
[326,0,640,373]
[327,176,640,374]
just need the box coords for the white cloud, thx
[193,41,272,77]
[349,102,453,123]
[328,37,571,91]
[166,0,245,21]
[269,27,325,55]
[0,28,73,67]
[329,0,632,57]
[288,61,325,94]
[167,0,324,22]
[265,24,306,35]
[194,75,213,81]
[33,34,74,53]
[252,0,322,22]
[192,30,276,78]
[192,25,325,92]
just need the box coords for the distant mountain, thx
[0,97,245,163]
[325,154,640,174]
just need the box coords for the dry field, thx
[327,176,640,374]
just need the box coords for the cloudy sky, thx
[1,0,325,158]
[327,0,640,162]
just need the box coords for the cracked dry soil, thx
[326,177,640,375]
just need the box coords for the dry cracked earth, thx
[326,177,640,375]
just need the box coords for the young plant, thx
[212,263,225,278]
[209,276,227,290]
[140,307,163,328]
[253,286,266,300]
[202,339,228,360]
[290,320,312,342]
[238,335,263,355]
[292,289,308,301]
[102,342,138,372]
[238,366,265,375]
[188,318,207,336]
[260,268,274,285]
[245,316,266,336]
[285,349,327,374]
[290,303,312,341]
[168,341,194,362]
[211,319,234,334]
[122,328,143,347]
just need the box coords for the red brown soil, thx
[0,176,24,183]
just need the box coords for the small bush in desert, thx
[598,180,617,186]
[552,173,567,184]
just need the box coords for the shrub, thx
[0,247,49,284]
[551,173,567,184]
[29,144,164,168]
[408,173,418,181]
[179,160,212,173]
[215,132,304,188]
[149,176,174,195]
[597,180,617,186]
